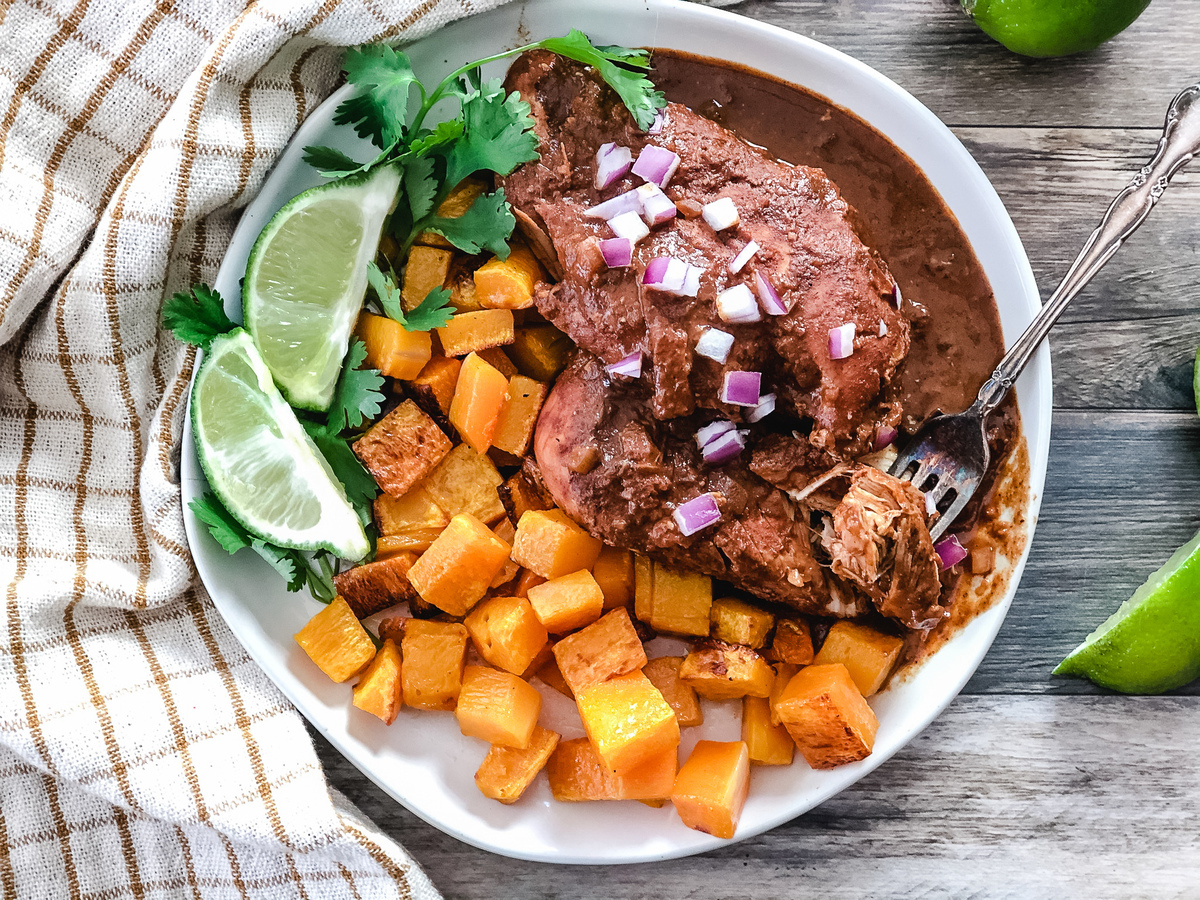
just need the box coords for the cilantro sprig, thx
[365,261,454,331]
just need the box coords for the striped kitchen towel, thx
[0,0,507,897]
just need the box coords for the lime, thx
[1193,345,1200,417]
[963,0,1151,58]
[243,164,401,411]
[1054,528,1200,693]
[193,329,369,560]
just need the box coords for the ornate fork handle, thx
[974,82,1200,418]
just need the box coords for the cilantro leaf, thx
[404,154,438,222]
[334,45,420,150]
[190,493,309,594]
[326,340,385,432]
[304,424,378,522]
[423,188,515,258]
[302,145,368,179]
[404,286,454,332]
[366,260,405,321]
[534,30,665,130]
[162,284,237,352]
[442,87,540,188]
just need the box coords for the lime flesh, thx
[964,0,1151,57]
[243,164,401,411]
[1054,528,1200,693]
[192,329,369,560]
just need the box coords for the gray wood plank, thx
[316,695,1200,898]
[729,0,1199,130]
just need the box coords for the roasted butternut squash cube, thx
[679,642,774,701]
[812,621,904,697]
[294,596,376,683]
[642,656,704,728]
[372,542,418,565]
[511,509,603,579]
[400,619,469,710]
[401,245,453,312]
[709,598,775,649]
[449,351,510,454]
[416,177,487,249]
[406,355,461,424]
[742,696,794,766]
[476,346,518,379]
[533,652,573,698]
[767,662,801,727]
[473,244,542,309]
[507,323,573,382]
[670,741,750,840]
[455,665,542,749]
[376,615,408,646]
[526,569,605,634]
[489,518,520,588]
[355,312,432,380]
[422,442,506,525]
[464,594,548,676]
[498,470,555,525]
[546,737,618,801]
[575,670,679,772]
[491,375,547,458]
[592,546,634,610]
[634,557,713,637]
[475,725,560,804]
[616,746,678,801]
[353,400,452,499]
[765,618,815,665]
[332,554,417,618]
[513,568,547,598]
[407,513,512,617]
[446,258,486,313]
[437,309,515,357]
[373,487,449,552]
[352,639,403,724]
[774,664,878,769]
[552,607,646,694]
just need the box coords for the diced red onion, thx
[605,351,642,379]
[829,323,856,360]
[728,240,759,274]
[754,271,788,316]
[648,110,666,134]
[643,256,687,293]
[935,534,968,568]
[878,318,888,338]
[585,187,642,220]
[608,210,649,243]
[720,370,761,407]
[636,183,677,226]
[716,284,761,324]
[632,145,680,188]
[746,392,776,423]
[681,264,701,298]
[696,420,736,448]
[695,327,734,363]
[701,197,739,231]
[925,492,938,516]
[599,237,633,269]
[673,493,723,536]
[595,142,633,190]
[701,429,745,465]
[875,426,899,450]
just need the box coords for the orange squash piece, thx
[475,725,560,804]
[765,618,815,665]
[709,598,775,649]
[742,696,794,766]
[489,518,520,588]
[670,741,750,839]
[352,400,452,499]
[575,670,680,772]
[533,653,574,698]
[401,245,453,311]
[437,309,515,357]
[551,607,647,695]
[511,509,603,579]
[464,594,548,676]
[634,556,712,637]
[507,323,573,382]
[642,656,704,728]
[592,546,634,610]
[352,638,403,724]
[526,569,605,634]
[812,621,905,697]
[473,243,543,310]
[407,355,462,421]
[373,487,449,552]
[490,375,547,458]
[422,442,506,525]
[767,662,801,727]
[407,513,512,616]
[449,351,510,454]
[615,746,678,801]
[355,312,432,380]
[400,619,469,711]
[774,663,879,769]
[331,553,418,618]
[546,737,619,801]
[498,469,555,525]
[455,665,542,749]
[294,597,376,683]
[513,568,547,599]
[679,642,775,701]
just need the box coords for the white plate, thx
[182,0,1051,865]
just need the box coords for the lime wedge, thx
[1054,528,1200,693]
[243,164,401,410]
[193,329,369,561]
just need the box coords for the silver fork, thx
[891,82,1200,542]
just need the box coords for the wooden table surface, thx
[317,1,1200,895]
